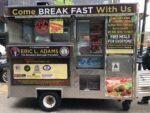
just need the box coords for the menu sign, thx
[107,34,133,49]
[107,16,135,54]
[107,16,135,34]
[105,77,132,97]
[49,19,64,33]
[8,46,70,58]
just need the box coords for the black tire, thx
[38,92,61,112]
[122,100,131,111]
[1,71,8,83]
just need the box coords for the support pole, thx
[138,0,148,70]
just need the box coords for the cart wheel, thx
[2,71,8,83]
[38,92,61,112]
[122,100,131,111]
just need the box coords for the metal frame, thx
[36,88,63,98]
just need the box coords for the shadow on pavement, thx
[12,98,39,109]
[60,99,122,111]
[12,98,122,111]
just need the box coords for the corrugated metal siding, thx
[138,73,150,93]
[0,0,4,16]
[7,0,119,6]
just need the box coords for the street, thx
[0,82,150,113]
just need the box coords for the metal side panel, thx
[137,71,150,99]
[137,72,150,92]
[9,86,37,97]
[62,69,105,99]
[106,55,133,76]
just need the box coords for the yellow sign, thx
[13,64,68,79]
[49,19,63,33]
[11,9,36,16]
[106,49,133,54]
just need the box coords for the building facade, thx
[7,0,120,6]
[0,0,7,46]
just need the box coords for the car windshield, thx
[0,44,5,50]
[0,44,6,56]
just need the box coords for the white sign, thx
[112,62,120,72]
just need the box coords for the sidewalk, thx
[0,83,8,93]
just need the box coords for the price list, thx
[107,16,135,50]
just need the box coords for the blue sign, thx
[78,57,103,68]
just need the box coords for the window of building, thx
[0,23,4,32]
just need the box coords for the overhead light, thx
[37,2,50,6]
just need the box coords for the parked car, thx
[0,56,8,83]
[0,44,6,56]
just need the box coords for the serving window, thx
[77,18,105,69]
[8,18,73,43]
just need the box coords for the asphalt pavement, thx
[0,82,150,113]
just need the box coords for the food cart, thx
[5,3,138,111]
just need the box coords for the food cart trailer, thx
[137,71,150,102]
[5,3,138,111]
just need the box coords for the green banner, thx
[54,0,73,5]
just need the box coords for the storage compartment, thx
[106,55,133,76]
[80,75,100,90]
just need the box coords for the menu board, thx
[107,16,135,54]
